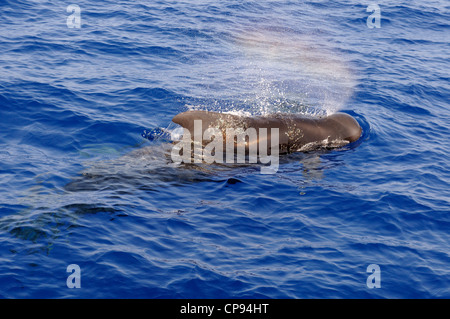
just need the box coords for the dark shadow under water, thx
[3,113,368,256]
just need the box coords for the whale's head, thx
[323,112,362,143]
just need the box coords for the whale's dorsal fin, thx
[172,110,240,132]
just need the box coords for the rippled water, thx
[0,1,449,298]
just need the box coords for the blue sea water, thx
[0,0,449,299]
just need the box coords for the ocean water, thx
[0,0,449,299]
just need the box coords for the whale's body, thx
[172,110,362,153]
[65,110,362,189]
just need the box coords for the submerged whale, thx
[65,110,363,189]
[172,110,362,154]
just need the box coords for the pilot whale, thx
[65,110,363,189]
[172,110,362,154]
